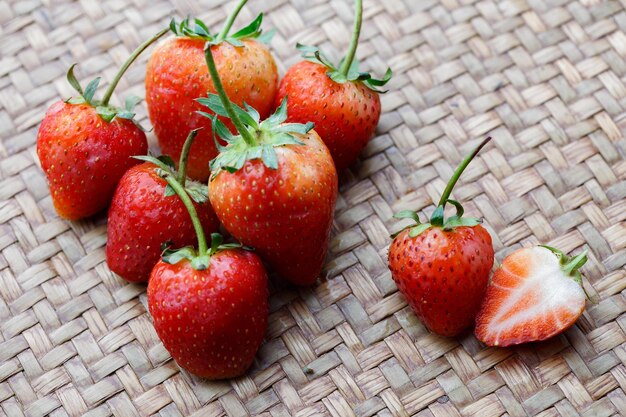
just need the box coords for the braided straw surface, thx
[1,0,626,415]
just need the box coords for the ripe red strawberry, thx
[475,246,588,347]
[388,138,494,337]
[146,11,278,181]
[147,169,268,379]
[275,0,391,171]
[106,130,220,283]
[37,29,167,220]
[201,44,338,286]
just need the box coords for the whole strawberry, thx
[201,43,337,286]
[275,0,391,171]
[146,8,278,181]
[148,169,267,379]
[388,138,494,337]
[37,29,167,220]
[106,130,220,283]
[475,246,588,347]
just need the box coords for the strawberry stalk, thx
[139,128,208,255]
[338,0,363,77]
[164,174,208,255]
[215,0,249,42]
[177,129,201,186]
[430,136,492,226]
[393,137,491,236]
[204,45,257,146]
[101,28,169,106]
[154,129,238,269]
[294,0,390,91]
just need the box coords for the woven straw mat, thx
[1,0,626,416]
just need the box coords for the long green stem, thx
[204,46,257,146]
[101,28,169,106]
[177,129,200,186]
[216,0,249,42]
[437,137,491,207]
[338,0,363,76]
[164,175,208,254]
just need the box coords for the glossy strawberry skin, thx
[209,130,337,286]
[106,163,220,283]
[146,38,278,181]
[36,101,148,220]
[388,225,494,337]
[148,250,268,379]
[275,60,381,171]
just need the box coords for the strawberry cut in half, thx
[475,245,589,347]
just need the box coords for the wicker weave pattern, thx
[1,0,625,415]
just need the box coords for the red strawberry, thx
[37,29,167,220]
[146,12,278,181]
[475,246,588,347]
[201,43,338,286]
[275,0,391,171]
[147,168,268,379]
[106,130,220,283]
[388,138,495,336]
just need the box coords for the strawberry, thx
[388,138,494,337]
[200,43,338,286]
[37,29,167,220]
[475,246,588,347]
[275,0,391,171]
[106,130,220,283]
[146,7,278,181]
[147,167,268,379]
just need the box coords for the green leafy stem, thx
[296,0,391,92]
[198,43,313,180]
[65,27,168,123]
[393,137,492,237]
[169,0,274,47]
[133,129,208,204]
[160,168,244,270]
[133,129,243,271]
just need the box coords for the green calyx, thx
[133,129,207,203]
[198,43,312,180]
[297,44,391,93]
[133,154,209,204]
[539,245,588,287]
[162,233,245,271]
[296,0,391,92]
[198,96,313,179]
[392,137,492,238]
[169,12,274,46]
[64,28,168,125]
[393,199,482,238]
[65,65,142,124]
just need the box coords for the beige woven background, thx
[1,0,625,415]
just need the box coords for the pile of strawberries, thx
[36,0,590,380]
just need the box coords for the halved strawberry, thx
[474,246,588,347]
